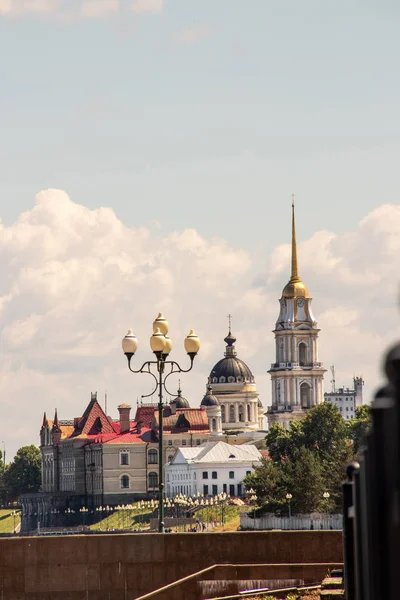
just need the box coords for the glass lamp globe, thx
[152,312,168,336]
[122,330,139,355]
[163,336,172,355]
[184,329,200,355]
[150,328,166,353]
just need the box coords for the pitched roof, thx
[171,441,261,465]
[72,396,115,437]
[134,406,156,428]
[154,408,209,433]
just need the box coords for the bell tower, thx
[267,197,326,429]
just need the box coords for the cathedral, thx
[200,329,264,437]
[267,200,326,428]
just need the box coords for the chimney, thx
[137,420,143,435]
[118,404,131,434]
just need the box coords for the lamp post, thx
[286,493,292,519]
[122,313,200,533]
[323,491,330,525]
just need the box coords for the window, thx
[121,475,129,489]
[168,440,172,446]
[238,405,244,422]
[229,484,235,496]
[148,449,158,464]
[219,376,226,383]
[221,405,226,423]
[212,418,217,431]
[247,404,251,421]
[299,342,307,365]
[246,471,251,476]
[120,452,129,466]
[196,440,201,445]
[182,440,187,446]
[228,376,235,383]
[212,484,218,495]
[203,472,208,479]
[223,483,227,493]
[229,404,235,422]
[148,472,158,489]
[300,383,311,409]
[212,471,217,479]
[203,484,209,495]
[194,473,196,480]
[229,471,234,479]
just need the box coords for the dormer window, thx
[228,376,235,383]
[219,376,226,383]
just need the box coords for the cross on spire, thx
[227,313,232,333]
[291,192,295,208]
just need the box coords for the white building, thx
[165,441,262,498]
[267,201,326,429]
[324,377,364,420]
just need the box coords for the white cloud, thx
[1,189,399,459]
[0,0,164,18]
[131,0,164,14]
[0,0,59,15]
[174,25,210,45]
[81,0,119,18]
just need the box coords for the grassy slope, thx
[0,509,21,534]
[90,507,153,531]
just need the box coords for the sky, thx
[1,1,400,461]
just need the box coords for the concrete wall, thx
[0,530,342,600]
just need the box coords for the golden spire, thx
[281,194,309,299]
[290,194,299,282]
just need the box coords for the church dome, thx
[201,385,219,407]
[174,387,190,409]
[282,278,309,299]
[209,330,255,384]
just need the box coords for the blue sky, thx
[1,1,400,251]
[1,1,400,458]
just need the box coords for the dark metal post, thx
[158,358,164,533]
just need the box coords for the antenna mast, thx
[105,391,108,415]
[330,366,336,393]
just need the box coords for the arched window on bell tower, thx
[299,342,307,366]
[300,382,311,408]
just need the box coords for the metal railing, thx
[343,341,400,600]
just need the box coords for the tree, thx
[250,403,358,516]
[282,447,326,514]
[4,445,41,500]
[244,458,286,513]
[347,404,371,454]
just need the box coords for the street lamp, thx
[122,313,200,533]
[323,491,330,522]
[286,493,293,518]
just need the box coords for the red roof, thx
[154,408,209,433]
[134,406,156,428]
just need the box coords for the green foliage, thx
[251,403,361,515]
[4,445,41,500]
[347,404,371,454]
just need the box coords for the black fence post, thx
[343,340,400,600]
